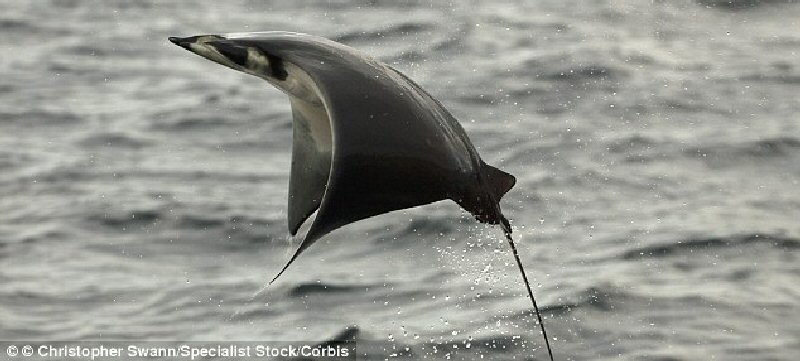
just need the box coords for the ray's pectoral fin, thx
[287,98,333,235]
[270,99,332,286]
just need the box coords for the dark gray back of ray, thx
[234,34,515,250]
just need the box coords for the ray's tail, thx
[500,217,555,361]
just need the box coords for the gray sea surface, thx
[1,0,798,360]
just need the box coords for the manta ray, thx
[169,32,554,360]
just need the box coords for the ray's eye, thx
[211,42,249,67]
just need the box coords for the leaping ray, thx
[169,32,554,360]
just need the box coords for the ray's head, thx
[169,34,288,82]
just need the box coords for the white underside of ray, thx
[270,59,334,236]
[209,40,333,235]
[184,35,335,284]
[266,66,334,287]
[290,97,332,151]
[187,38,237,68]
[287,95,332,236]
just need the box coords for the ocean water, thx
[1,0,798,360]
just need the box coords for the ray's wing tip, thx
[168,36,191,50]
